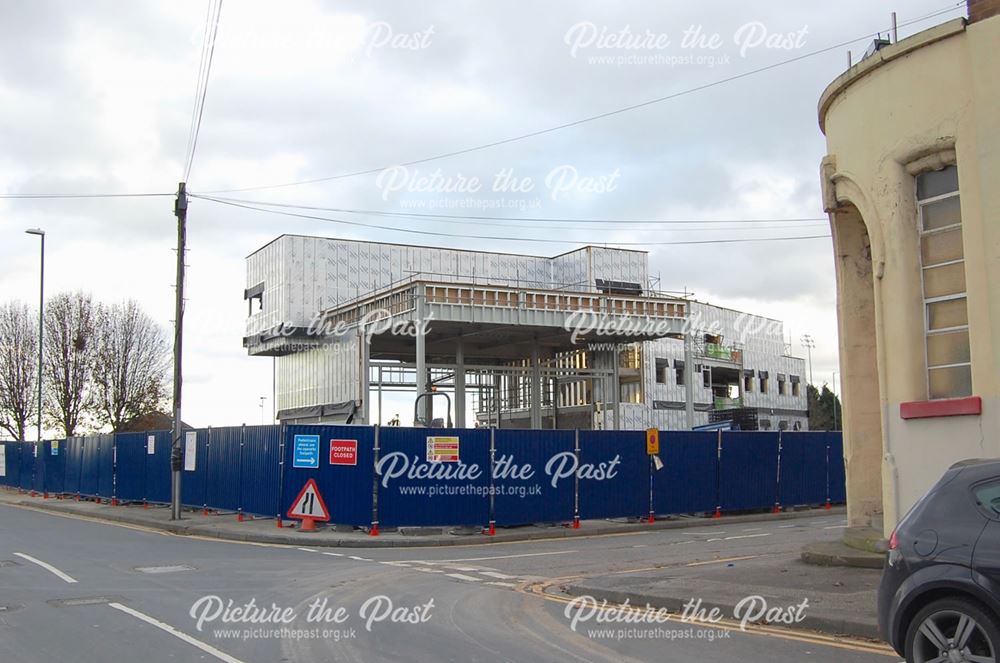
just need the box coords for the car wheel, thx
[904,597,1000,663]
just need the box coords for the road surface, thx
[0,504,895,663]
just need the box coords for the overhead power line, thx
[192,193,831,246]
[201,3,964,194]
[182,0,224,182]
[0,192,173,199]
[203,195,829,227]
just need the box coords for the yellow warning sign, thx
[646,428,660,455]
[426,436,460,463]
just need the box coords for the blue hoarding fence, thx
[1,428,846,528]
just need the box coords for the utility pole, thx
[171,182,187,521]
[24,229,45,445]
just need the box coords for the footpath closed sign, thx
[426,436,460,463]
[293,434,320,468]
[329,439,357,466]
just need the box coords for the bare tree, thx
[0,302,38,441]
[92,300,169,432]
[43,291,97,437]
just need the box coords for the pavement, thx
[0,487,848,548]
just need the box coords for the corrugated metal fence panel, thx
[19,444,34,490]
[97,434,115,499]
[32,443,47,493]
[828,433,846,504]
[377,427,490,528]
[114,433,147,503]
[719,432,779,511]
[207,427,243,512]
[240,425,283,518]
[653,431,719,515]
[578,430,649,520]
[0,442,20,487]
[44,440,65,494]
[79,436,100,496]
[493,429,575,526]
[282,425,375,527]
[144,430,172,503]
[63,437,83,495]
[181,429,210,508]
[777,432,828,507]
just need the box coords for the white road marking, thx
[446,566,481,572]
[414,567,444,573]
[108,602,246,663]
[479,571,518,580]
[486,581,518,588]
[13,552,77,584]
[348,555,372,561]
[445,573,482,582]
[296,547,318,553]
[723,533,771,541]
[742,527,762,532]
[322,552,344,557]
[778,524,796,529]
[381,561,411,567]
[434,550,576,563]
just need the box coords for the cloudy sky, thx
[0,0,966,431]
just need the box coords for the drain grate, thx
[47,596,120,608]
[133,564,196,574]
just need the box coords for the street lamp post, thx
[25,229,45,444]
[800,334,815,386]
[259,396,267,425]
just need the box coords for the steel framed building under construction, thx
[244,235,808,431]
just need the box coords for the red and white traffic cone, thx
[772,503,781,514]
[647,512,655,524]
[299,516,316,532]
[713,507,722,519]
[572,516,580,529]
[369,523,380,537]
[488,521,496,536]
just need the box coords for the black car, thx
[878,458,1000,663]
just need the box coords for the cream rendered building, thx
[819,0,1000,535]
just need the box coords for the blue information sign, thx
[292,434,320,468]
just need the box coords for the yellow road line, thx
[520,580,898,658]
[686,554,761,567]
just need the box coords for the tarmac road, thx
[0,503,897,663]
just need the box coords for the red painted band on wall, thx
[900,396,982,420]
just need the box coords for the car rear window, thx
[974,480,1000,516]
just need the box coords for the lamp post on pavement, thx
[25,228,45,445]
[259,396,267,425]
[800,334,815,386]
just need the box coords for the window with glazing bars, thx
[917,165,971,399]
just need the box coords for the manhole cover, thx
[133,564,196,574]
[0,560,21,567]
[47,596,120,608]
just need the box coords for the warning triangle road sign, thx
[287,479,330,521]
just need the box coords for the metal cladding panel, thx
[19,444,34,490]
[114,433,147,502]
[377,427,490,528]
[828,433,846,503]
[282,424,375,526]
[493,429,575,526]
[97,434,115,498]
[145,430,173,503]
[62,437,83,495]
[578,430,649,520]
[0,442,20,487]
[31,443,46,492]
[776,432,828,507]
[240,425,283,518]
[79,436,100,496]
[43,440,66,494]
[652,431,720,515]
[718,432,780,511]
[181,429,210,508]
[207,427,244,512]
